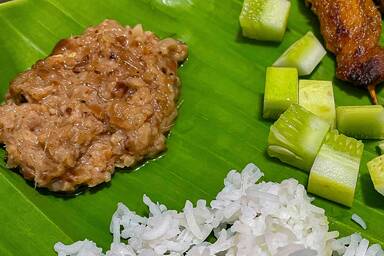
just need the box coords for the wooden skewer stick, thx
[368,84,378,105]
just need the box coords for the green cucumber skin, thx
[308,130,363,207]
[336,105,384,139]
[268,104,330,171]
[263,67,298,120]
[239,0,291,42]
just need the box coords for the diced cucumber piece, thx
[299,80,336,128]
[336,105,384,139]
[239,0,291,42]
[263,67,298,120]
[308,130,364,207]
[268,104,330,171]
[378,141,384,155]
[273,31,327,76]
[367,155,384,196]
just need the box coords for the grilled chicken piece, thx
[309,0,384,104]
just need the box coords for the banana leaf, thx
[0,0,383,255]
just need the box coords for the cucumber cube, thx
[239,0,291,42]
[299,80,336,128]
[263,67,298,120]
[268,104,330,171]
[273,31,327,76]
[336,105,384,139]
[378,141,384,155]
[308,130,364,207]
[367,155,384,196]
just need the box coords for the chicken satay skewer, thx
[309,0,384,105]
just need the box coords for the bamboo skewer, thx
[368,84,378,105]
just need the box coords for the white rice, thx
[54,163,383,256]
[351,214,367,230]
[332,234,384,256]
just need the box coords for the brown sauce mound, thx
[0,20,188,192]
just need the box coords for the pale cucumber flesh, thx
[239,0,291,42]
[299,80,336,128]
[308,130,363,207]
[273,31,326,75]
[367,155,384,196]
[336,105,384,139]
[263,67,298,120]
[268,104,330,171]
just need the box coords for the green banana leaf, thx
[0,0,383,255]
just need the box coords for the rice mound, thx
[54,164,384,256]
